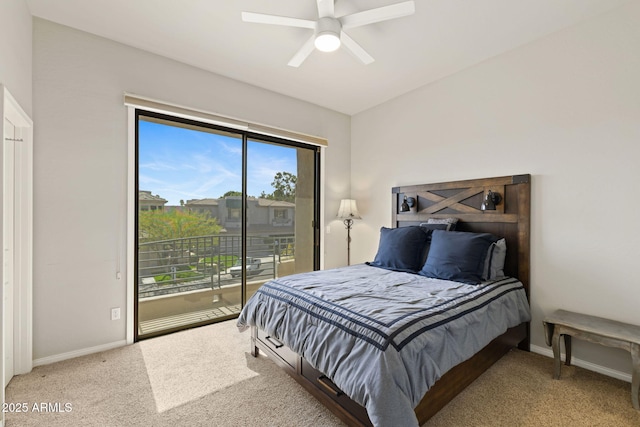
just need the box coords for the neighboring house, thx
[257,198,294,227]
[185,196,295,235]
[138,190,167,211]
[184,198,219,218]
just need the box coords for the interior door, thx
[3,117,15,387]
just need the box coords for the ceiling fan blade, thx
[242,12,316,29]
[340,1,415,29]
[316,0,335,18]
[340,32,374,65]
[288,34,317,67]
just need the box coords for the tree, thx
[138,209,222,242]
[138,209,223,274]
[261,171,296,203]
[221,190,242,198]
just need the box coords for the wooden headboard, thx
[391,174,531,297]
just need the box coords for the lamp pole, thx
[337,199,361,267]
[343,218,354,266]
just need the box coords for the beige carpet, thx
[5,320,640,426]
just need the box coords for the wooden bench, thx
[543,309,640,410]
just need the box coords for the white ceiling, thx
[26,0,631,115]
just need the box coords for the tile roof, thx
[139,190,167,203]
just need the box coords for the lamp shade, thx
[337,199,362,220]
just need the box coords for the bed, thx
[237,174,531,426]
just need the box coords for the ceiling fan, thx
[241,0,416,67]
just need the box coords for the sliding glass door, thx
[135,111,319,340]
[244,138,318,300]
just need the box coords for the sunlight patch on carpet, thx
[139,321,258,412]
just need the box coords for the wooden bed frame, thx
[250,174,531,426]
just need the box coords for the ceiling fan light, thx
[314,17,342,52]
[315,32,341,52]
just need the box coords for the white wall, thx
[0,0,32,115]
[32,19,351,361]
[352,1,640,376]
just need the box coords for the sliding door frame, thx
[246,130,322,275]
[130,109,320,342]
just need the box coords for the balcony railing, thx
[138,233,295,298]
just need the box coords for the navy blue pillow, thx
[418,230,500,284]
[418,223,450,263]
[367,226,431,273]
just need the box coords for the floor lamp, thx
[336,199,362,266]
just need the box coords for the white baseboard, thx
[33,340,127,367]
[29,341,633,383]
[529,344,632,383]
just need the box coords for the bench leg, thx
[543,321,554,347]
[564,334,572,366]
[632,343,639,410]
[552,329,562,379]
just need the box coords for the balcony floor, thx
[138,304,242,336]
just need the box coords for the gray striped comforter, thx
[237,264,531,427]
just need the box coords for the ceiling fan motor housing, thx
[315,17,342,52]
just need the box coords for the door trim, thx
[126,107,135,344]
[4,116,15,387]
[2,86,34,424]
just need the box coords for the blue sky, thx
[139,120,298,205]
